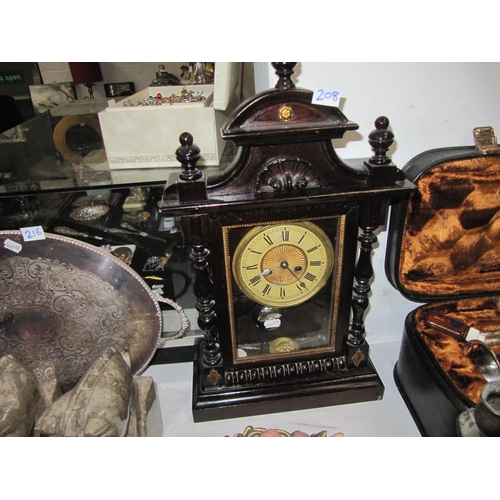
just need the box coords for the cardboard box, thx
[98,63,242,169]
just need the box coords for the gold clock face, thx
[232,221,334,308]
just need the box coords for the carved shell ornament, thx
[256,158,320,193]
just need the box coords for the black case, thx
[385,134,500,437]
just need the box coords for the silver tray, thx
[0,231,161,390]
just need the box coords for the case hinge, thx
[473,126,500,155]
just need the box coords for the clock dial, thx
[232,221,334,308]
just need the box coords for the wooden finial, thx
[175,132,207,203]
[367,116,394,166]
[272,62,297,90]
[177,132,202,181]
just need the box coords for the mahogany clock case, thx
[160,62,415,422]
[385,141,500,436]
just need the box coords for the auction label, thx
[311,88,342,107]
[4,239,22,253]
[21,226,45,241]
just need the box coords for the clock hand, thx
[259,265,282,277]
[284,264,308,289]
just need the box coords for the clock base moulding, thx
[191,345,384,422]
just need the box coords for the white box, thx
[98,63,242,169]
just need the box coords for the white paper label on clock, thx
[311,88,342,107]
[4,239,22,253]
[264,318,281,329]
[20,226,45,242]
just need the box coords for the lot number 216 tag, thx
[21,226,45,241]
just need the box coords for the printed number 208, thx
[315,89,340,102]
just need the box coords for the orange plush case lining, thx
[412,298,500,405]
[396,154,500,405]
[400,156,500,298]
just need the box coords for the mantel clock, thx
[159,62,414,421]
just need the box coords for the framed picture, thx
[29,82,76,115]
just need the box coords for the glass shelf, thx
[0,100,234,197]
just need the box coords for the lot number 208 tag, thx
[311,88,342,107]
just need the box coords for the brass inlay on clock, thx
[279,105,294,122]
[207,368,222,386]
[351,349,366,367]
